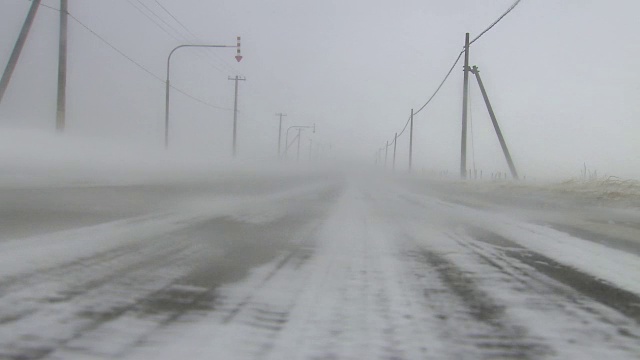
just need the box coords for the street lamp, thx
[284,124,315,159]
[164,41,241,149]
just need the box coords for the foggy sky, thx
[0,0,639,180]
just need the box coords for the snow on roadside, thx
[393,185,640,297]
[395,216,640,359]
[0,180,334,279]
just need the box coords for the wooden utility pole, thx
[0,0,42,104]
[56,0,68,132]
[460,32,471,179]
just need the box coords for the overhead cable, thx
[153,0,241,75]
[469,0,523,45]
[124,0,183,42]
[382,0,524,147]
[53,9,232,111]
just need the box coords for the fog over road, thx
[0,170,639,359]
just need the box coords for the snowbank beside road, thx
[393,184,640,297]
[0,179,336,279]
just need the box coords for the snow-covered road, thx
[0,172,639,359]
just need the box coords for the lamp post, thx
[164,42,240,149]
[284,124,315,159]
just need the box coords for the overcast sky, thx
[0,0,639,180]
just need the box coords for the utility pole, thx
[470,66,519,180]
[393,132,398,171]
[0,0,42,104]
[228,75,246,157]
[275,113,286,158]
[409,109,414,172]
[296,127,302,162]
[56,0,68,132]
[308,138,313,161]
[460,32,471,179]
[384,140,389,168]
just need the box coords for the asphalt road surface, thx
[0,171,639,359]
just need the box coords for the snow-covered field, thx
[0,159,639,359]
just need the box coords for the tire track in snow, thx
[262,184,449,359]
[0,241,202,360]
[398,244,551,360]
[46,188,341,360]
[373,182,640,358]
[466,227,640,324]
[122,182,452,359]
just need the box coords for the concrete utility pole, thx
[460,32,471,179]
[409,109,414,172]
[229,75,246,157]
[0,0,42,104]
[56,0,68,132]
[470,66,519,180]
[276,113,286,158]
[393,132,398,170]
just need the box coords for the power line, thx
[154,0,198,39]
[170,84,230,110]
[38,2,59,11]
[414,50,464,116]
[49,8,232,111]
[388,50,464,145]
[381,0,524,149]
[397,116,411,139]
[152,0,241,75]
[123,0,231,75]
[124,0,183,42]
[470,0,523,45]
[133,0,187,41]
[66,12,165,82]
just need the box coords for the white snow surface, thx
[391,185,640,297]
[0,170,639,359]
[0,180,332,279]
[118,177,639,359]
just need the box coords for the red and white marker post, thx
[235,36,243,62]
